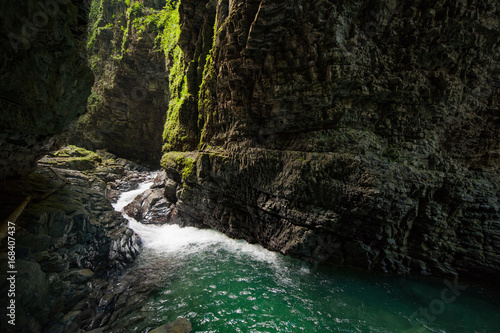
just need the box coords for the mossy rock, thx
[161,151,197,182]
[41,145,102,171]
[53,145,100,158]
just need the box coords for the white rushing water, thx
[112,180,155,211]
[110,175,500,333]
[112,178,280,265]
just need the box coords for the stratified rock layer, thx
[162,0,500,281]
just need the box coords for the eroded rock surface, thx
[0,151,143,332]
[160,0,500,282]
[68,0,169,167]
[123,171,174,224]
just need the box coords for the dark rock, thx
[152,171,167,189]
[38,252,70,273]
[0,0,93,178]
[123,188,173,224]
[78,257,178,331]
[150,318,193,333]
[159,0,500,283]
[164,178,179,204]
[61,269,95,284]
[0,160,142,332]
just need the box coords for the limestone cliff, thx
[162,0,500,281]
[0,0,93,178]
[69,0,170,167]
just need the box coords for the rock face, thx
[2,0,499,294]
[0,0,93,178]
[68,0,169,167]
[150,318,193,333]
[122,171,174,224]
[0,151,142,332]
[161,0,500,281]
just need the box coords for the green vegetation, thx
[87,0,126,51]
[156,2,180,52]
[161,152,197,181]
[86,0,180,117]
[87,0,105,50]
[128,2,143,16]
[53,145,98,159]
[182,157,195,180]
[48,145,103,171]
[87,89,103,109]
[87,0,198,167]
[162,45,189,152]
[155,2,191,153]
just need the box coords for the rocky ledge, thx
[0,147,145,332]
[159,147,500,285]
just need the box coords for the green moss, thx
[87,0,103,50]
[87,89,103,109]
[127,2,143,16]
[161,151,197,181]
[156,2,180,53]
[89,55,101,71]
[49,145,103,171]
[131,7,165,37]
[160,151,183,169]
[182,157,195,180]
[163,46,190,151]
[54,145,95,158]
[157,2,191,153]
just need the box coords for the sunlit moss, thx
[157,2,190,154]
[161,151,197,181]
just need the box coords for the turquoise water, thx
[115,182,500,333]
[125,222,500,333]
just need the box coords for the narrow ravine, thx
[112,178,500,333]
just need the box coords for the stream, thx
[112,178,500,333]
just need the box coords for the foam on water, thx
[111,175,500,333]
[114,178,280,265]
[129,219,278,263]
[112,181,154,211]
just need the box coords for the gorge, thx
[1,0,499,332]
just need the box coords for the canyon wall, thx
[68,0,170,167]
[0,0,93,178]
[162,0,500,281]
[2,0,499,282]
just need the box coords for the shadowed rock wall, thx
[162,0,500,281]
[0,0,93,178]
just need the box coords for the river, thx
[112,178,500,333]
